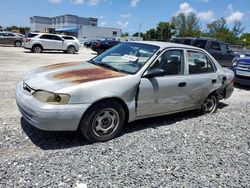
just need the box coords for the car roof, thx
[128,41,202,50]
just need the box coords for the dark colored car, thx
[0,31,24,47]
[171,37,237,67]
[84,40,95,48]
[231,57,250,86]
[91,40,120,54]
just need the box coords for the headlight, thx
[232,61,238,67]
[33,91,70,105]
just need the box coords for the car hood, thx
[23,61,126,92]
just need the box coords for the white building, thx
[30,14,122,40]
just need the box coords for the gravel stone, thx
[0,47,250,187]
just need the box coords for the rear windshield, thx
[26,33,38,38]
[192,39,207,49]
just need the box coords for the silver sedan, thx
[16,41,234,142]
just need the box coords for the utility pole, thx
[138,23,142,37]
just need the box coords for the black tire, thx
[14,41,22,47]
[67,46,76,54]
[32,45,42,53]
[80,100,126,143]
[200,94,218,114]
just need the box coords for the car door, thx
[3,33,16,45]
[208,41,223,65]
[0,33,4,44]
[50,35,64,50]
[185,50,218,106]
[220,43,235,67]
[137,49,192,117]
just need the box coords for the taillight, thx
[26,38,31,43]
[96,43,101,48]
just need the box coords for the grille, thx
[237,62,250,71]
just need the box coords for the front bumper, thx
[16,82,91,131]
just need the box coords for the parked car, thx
[91,40,120,54]
[16,41,234,142]
[84,40,95,48]
[231,56,250,86]
[23,33,80,54]
[171,37,237,67]
[0,31,23,47]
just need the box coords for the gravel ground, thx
[0,46,250,187]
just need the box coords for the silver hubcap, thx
[34,47,41,53]
[92,108,119,137]
[68,47,75,53]
[16,42,21,47]
[203,96,216,113]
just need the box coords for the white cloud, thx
[70,0,84,4]
[226,11,244,23]
[198,10,215,21]
[131,0,139,7]
[100,22,106,26]
[89,0,100,6]
[225,4,245,23]
[48,0,63,3]
[178,2,195,15]
[120,13,132,18]
[116,21,129,29]
[227,4,233,13]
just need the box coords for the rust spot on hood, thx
[54,66,126,83]
[43,62,82,70]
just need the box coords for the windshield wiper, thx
[98,62,124,72]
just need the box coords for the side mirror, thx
[143,68,165,78]
[227,49,233,54]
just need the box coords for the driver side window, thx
[151,50,184,75]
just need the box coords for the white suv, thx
[23,33,80,54]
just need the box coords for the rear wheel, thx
[67,46,76,54]
[200,95,218,114]
[14,41,22,47]
[32,45,42,53]
[80,100,125,143]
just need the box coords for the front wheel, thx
[200,95,218,114]
[80,101,125,143]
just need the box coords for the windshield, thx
[91,42,160,74]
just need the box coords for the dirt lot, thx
[0,46,249,187]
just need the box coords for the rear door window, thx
[210,41,221,51]
[62,36,74,40]
[192,39,207,49]
[40,34,62,41]
[187,51,216,74]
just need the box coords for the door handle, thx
[212,79,217,83]
[222,76,227,84]
[178,82,186,87]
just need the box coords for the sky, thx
[1,0,250,34]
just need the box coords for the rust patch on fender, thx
[43,62,81,70]
[54,67,126,83]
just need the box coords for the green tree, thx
[171,13,201,37]
[144,28,158,40]
[156,22,176,41]
[207,18,244,44]
[240,33,250,47]
[121,32,129,37]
